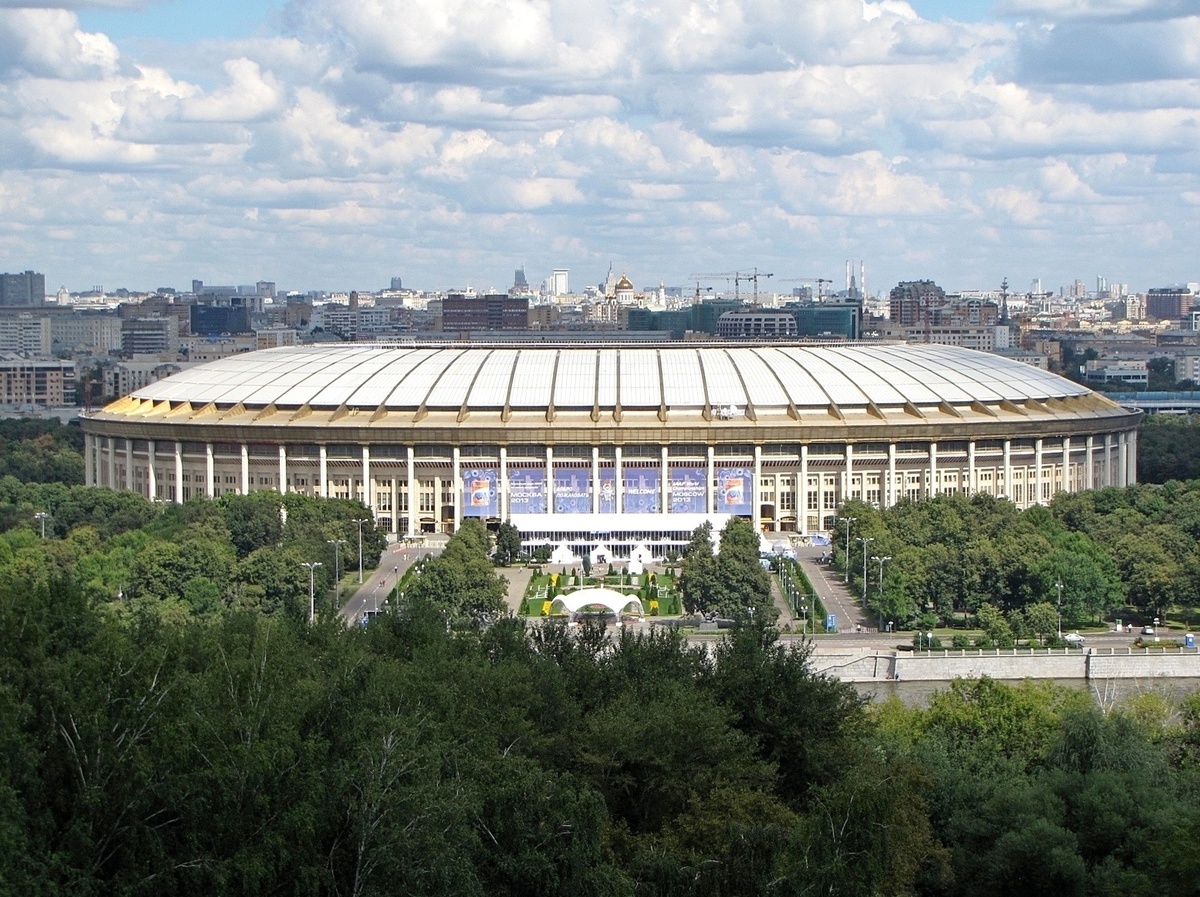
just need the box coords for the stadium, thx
[80,342,1140,552]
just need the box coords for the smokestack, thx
[860,260,866,300]
[845,260,851,292]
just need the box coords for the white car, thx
[1064,632,1085,645]
[1142,625,1156,636]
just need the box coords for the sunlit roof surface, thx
[125,343,1095,413]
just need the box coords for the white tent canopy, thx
[551,588,644,619]
[589,543,613,565]
[630,542,655,564]
[549,542,578,566]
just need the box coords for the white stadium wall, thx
[80,343,1141,550]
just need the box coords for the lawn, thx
[520,567,683,617]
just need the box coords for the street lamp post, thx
[838,516,855,584]
[872,555,892,631]
[326,538,346,604]
[1055,579,1063,639]
[352,518,368,584]
[34,511,48,539]
[300,561,323,623]
[857,536,875,601]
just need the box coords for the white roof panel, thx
[660,349,705,407]
[425,348,491,408]
[729,348,790,408]
[596,350,619,407]
[553,349,597,408]
[346,348,428,407]
[508,350,557,407]
[620,349,661,407]
[698,350,750,406]
[468,350,520,407]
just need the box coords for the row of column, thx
[83,430,1139,535]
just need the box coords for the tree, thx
[713,517,771,618]
[494,521,522,566]
[679,522,717,614]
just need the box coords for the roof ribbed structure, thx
[111,343,1096,417]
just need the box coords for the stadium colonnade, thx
[80,342,1141,553]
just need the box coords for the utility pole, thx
[352,518,369,583]
[326,538,346,604]
[301,561,323,624]
[858,537,874,600]
[837,516,855,584]
[872,556,891,631]
[34,511,48,539]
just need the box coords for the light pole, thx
[857,536,874,601]
[1055,579,1063,639]
[838,516,855,584]
[34,511,48,539]
[326,538,346,604]
[872,555,891,632]
[352,518,369,583]
[301,561,323,623]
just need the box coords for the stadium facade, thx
[80,343,1140,550]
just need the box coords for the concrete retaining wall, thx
[813,646,1200,683]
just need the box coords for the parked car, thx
[1064,632,1085,645]
[1142,625,1156,636]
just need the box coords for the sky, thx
[3,0,1200,296]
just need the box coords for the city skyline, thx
[3,0,1199,294]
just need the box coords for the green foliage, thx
[495,521,522,565]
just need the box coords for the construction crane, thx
[738,268,774,303]
[690,282,714,304]
[688,272,739,300]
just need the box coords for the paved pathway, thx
[793,543,870,633]
[339,539,441,624]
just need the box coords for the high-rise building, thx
[889,280,946,326]
[442,294,529,332]
[0,271,46,307]
[390,277,404,291]
[551,269,569,296]
[1146,287,1193,322]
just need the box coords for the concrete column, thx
[591,446,600,514]
[500,446,509,521]
[389,475,398,535]
[1118,432,1129,488]
[107,436,116,489]
[615,446,623,513]
[452,446,461,529]
[1105,433,1114,486]
[1062,436,1070,493]
[278,445,287,494]
[205,443,215,497]
[319,445,329,499]
[967,440,977,494]
[1003,439,1012,501]
[753,444,762,531]
[1086,435,1095,489]
[887,443,896,508]
[126,438,134,492]
[1035,438,1044,505]
[1123,426,1132,484]
[433,476,442,531]
[148,440,157,499]
[661,446,669,514]
[174,441,184,504]
[843,443,853,504]
[84,435,94,487]
[240,444,249,495]
[706,445,715,515]
[407,446,416,537]
[928,442,938,498]
[799,444,809,534]
[545,446,554,515]
[363,446,373,513]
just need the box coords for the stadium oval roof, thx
[118,343,1099,416]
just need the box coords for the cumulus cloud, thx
[3,0,1200,292]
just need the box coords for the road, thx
[338,540,439,624]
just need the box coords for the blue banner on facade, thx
[461,468,498,517]
[598,469,616,514]
[622,469,660,513]
[554,469,591,514]
[508,468,546,514]
[669,467,707,514]
[717,466,752,515]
